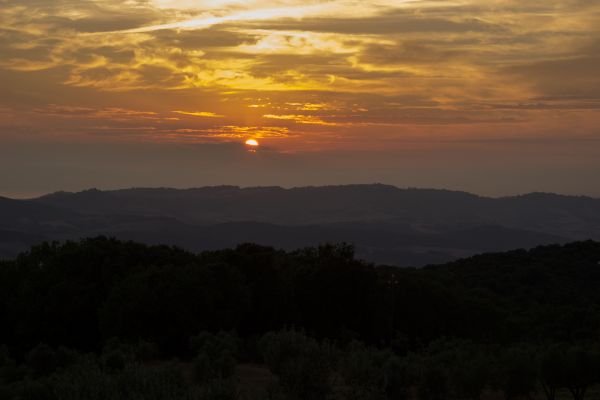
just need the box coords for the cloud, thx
[173,110,225,118]
[262,114,340,126]
[237,13,505,35]
[166,125,291,141]
[0,0,598,151]
[34,105,161,120]
[503,54,600,98]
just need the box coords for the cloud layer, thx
[0,0,599,195]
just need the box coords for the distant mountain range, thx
[1,184,599,265]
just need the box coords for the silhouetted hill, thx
[0,229,46,259]
[0,196,77,232]
[35,185,486,225]
[1,185,597,264]
[35,185,600,237]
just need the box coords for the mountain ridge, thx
[1,184,598,265]
[33,184,600,201]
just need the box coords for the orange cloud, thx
[173,111,225,118]
[262,114,339,126]
[0,0,598,152]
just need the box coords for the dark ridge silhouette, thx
[34,185,487,224]
[34,185,600,234]
[1,184,597,264]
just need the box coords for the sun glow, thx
[245,139,259,146]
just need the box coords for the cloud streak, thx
[173,110,225,118]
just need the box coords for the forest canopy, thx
[1,238,600,399]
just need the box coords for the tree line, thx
[2,330,600,400]
[1,237,600,399]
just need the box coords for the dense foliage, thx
[1,237,600,399]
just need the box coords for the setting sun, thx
[245,139,259,147]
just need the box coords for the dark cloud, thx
[152,28,260,49]
[358,41,465,65]
[504,55,600,97]
[136,65,183,86]
[234,11,505,35]
[33,14,158,33]
[2,0,162,33]
[247,54,357,76]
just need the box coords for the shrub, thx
[26,344,57,378]
[449,351,490,400]
[417,358,448,400]
[338,342,389,400]
[384,355,411,400]
[260,330,337,400]
[190,331,239,384]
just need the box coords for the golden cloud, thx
[262,114,340,126]
[0,0,599,149]
[173,110,225,118]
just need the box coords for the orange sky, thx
[1,0,599,196]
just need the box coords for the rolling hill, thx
[1,185,598,265]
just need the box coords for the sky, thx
[1,0,599,198]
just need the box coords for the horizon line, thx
[3,183,599,202]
